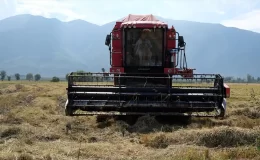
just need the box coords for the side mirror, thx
[105,34,111,46]
[178,36,185,47]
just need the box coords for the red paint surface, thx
[110,67,124,73]
[112,53,122,67]
[164,68,178,74]
[224,83,230,98]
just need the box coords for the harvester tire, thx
[218,98,226,118]
[219,107,225,118]
[65,100,73,116]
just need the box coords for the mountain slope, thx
[0,14,260,77]
[163,19,260,77]
[0,15,109,77]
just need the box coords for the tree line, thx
[0,70,59,82]
[0,68,109,82]
[0,70,41,81]
[224,74,260,83]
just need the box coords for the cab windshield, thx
[125,28,163,67]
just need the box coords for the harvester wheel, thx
[65,100,73,116]
[218,98,226,118]
[218,107,225,118]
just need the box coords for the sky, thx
[1,0,260,33]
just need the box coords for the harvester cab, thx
[65,14,230,117]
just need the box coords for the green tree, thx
[51,76,60,82]
[224,76,233,83]
[236,77,242,83]
[252,76,255,83]
[26,73,33,81]
[101,68,107,81]
[247,74,250,83]
[0,70,6,81]
[247,74,255,83]
[34,74,41,81]
[15,73,20,80]
[7,76,11,81]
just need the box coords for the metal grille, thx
[66,72,226,117]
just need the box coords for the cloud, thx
[1,0,260,33]
[12,0,237,24]
[221,10,260,33]
[16,0,86,21]
[0,0,17,20]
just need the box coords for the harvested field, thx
[0,82,260,160]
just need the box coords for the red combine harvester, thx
[65,14,230,117]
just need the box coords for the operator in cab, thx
[134,29,153,66]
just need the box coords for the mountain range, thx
[0,14,260,78]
